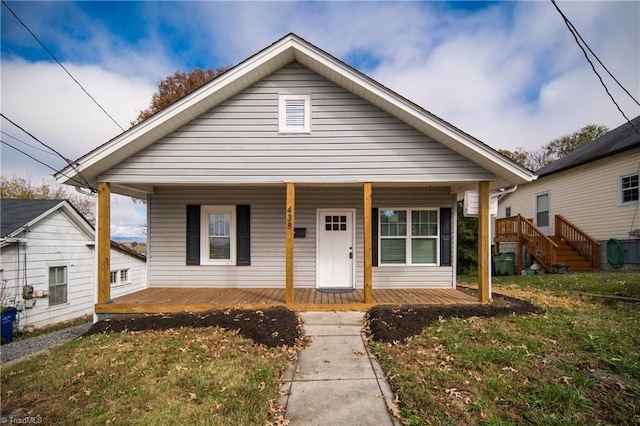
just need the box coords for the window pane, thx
[381,239,406,264]
[536,194,549,226]
[49,268,56,284]
[622,175,639,203]
[536,193,549,211]
[537,211,549,227]
[380,210,406,236]
[209,213,230,237]
[412,210,437,236]
[412,239,437,264]
[623,188,639,203]
[209,237,231,259]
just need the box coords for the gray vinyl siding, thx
[147,186,455,289]
[101,63,493,184]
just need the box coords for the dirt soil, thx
[365,287,543,343]
[85,289,540,347]
[84,306,301,347]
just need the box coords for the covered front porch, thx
[96,287,478,314]
[95,181,494,314]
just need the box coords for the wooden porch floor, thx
[97,287,479,314]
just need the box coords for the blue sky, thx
[1,1,639,239]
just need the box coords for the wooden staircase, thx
[495,214,600,273]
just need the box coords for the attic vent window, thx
[279,94,311,133]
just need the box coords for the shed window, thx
[111,269,131,286]
[278,94,311,133]
[49,266,67,306]
[621,173,639,205]
[379,209,438,265]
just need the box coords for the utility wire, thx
[1,0,125,132]
[1,139,88,187]
[1,130,58,156]
[551,0,640,134]
[1,113,95,191]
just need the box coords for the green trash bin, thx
[502,252,516,276]
[493,253,506,276]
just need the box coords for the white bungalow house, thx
[55,33,534,314]
[495,115,640,272]
[0,199,146,329]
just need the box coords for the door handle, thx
[349,247,353,259]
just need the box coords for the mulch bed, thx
[84,289,541,347]
[84,306,301,347]
[365,287,543,343]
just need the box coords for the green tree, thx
[132,66,230,125]
[456,200,478,274]
[0,175,94,223]
[544,124,608,162]
[499,124,609,171]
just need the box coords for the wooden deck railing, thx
[555,214,600,270]
[495,215,559,271]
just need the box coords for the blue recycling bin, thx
[1,307,18,345]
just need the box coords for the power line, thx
[1,130,58,156]
[1,113,95,191]
[1,0,125,132]
[551,0,640,134]
[1,139,88,187]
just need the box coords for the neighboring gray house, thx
[495,115,640,271]
[56,33,534,314]
[0,199,146,329]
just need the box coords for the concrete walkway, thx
[278,312,400,425]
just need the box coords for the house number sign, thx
[287,206,293,230]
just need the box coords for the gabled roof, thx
[1,199,72,238]
[56,33,534,194]
[537,115,640,177]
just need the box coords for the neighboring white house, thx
[56,33,535,313]
[0,199,146,329]
[496,115,640,270]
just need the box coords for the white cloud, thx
[1,58,156,175]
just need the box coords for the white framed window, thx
[379,209,438,265]
[201,206,236,265]
[620,173,639,205]
[278,94,311,133]
[110,269,131,286]
[505,206,512,217]
[49,265,67,306]
[535,192,550,228]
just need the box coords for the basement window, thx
[278,94,311,133]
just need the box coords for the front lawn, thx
[370,271,640,425]
[1,309,301,425]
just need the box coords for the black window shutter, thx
[236,205,251,266]
[186,205,200,265]
[372,207,379,267]
[440,207,452,266]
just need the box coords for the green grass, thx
[373,271,640,425]
[459,270,640,299]
[1,327,292,425]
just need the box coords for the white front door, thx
[316,209,355,289]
